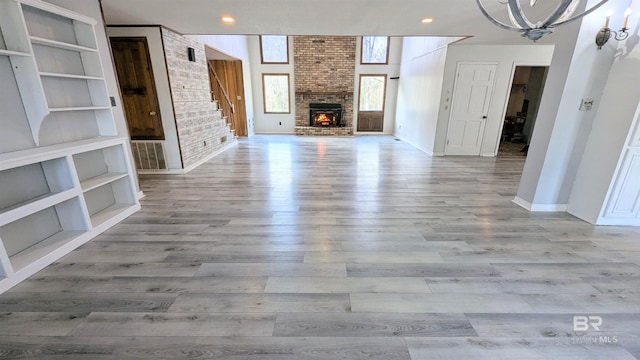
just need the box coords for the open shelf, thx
[32,44,102,78]
[30,36,96,52]
[80,172,128,192]
[83,174,136,228]
[0,196,88,271]
[21,2,97,49]
[73,146,134,215]
[38,112,117,146]
[90,203,135,228]
[73,144,130,183]
[0,189,77,227]
[0,157,75,226]
[0,0,139,295]
[9,230,84,271]
[0,136,124,165]
[41,75,109,109]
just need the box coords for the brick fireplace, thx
[293,36,356,136]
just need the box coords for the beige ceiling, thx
[100,0,581,45]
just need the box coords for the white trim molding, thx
[182,139,238,174]
[512,196,568,212]
[512,196,532,211]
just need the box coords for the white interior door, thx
[445,63,497,155]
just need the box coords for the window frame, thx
[262,73,291,114]
[360,36,390,65]
[259,35,289,64]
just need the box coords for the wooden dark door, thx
[110,37,164,140]
[211,60,248,137]
[357,74,386,132]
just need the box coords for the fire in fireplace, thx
[309,103,343,127]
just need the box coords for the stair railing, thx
[208,64,236,136]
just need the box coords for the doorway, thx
[110,37,164,140]
[357,74,387,132]
[210,59,248,137]
[497,66,549,157]
[445,63,497,155]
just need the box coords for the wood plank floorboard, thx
[273,313,477,337]
[405,337,638,360]
[101,276,268,294]
[167,293,351,313]
[68,312,276,337]
[1,135,639,359]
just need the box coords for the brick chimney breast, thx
[294,36,356,136]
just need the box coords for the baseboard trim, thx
[512,196,532,211]
[254,131,295,135]
[355,132,394,136]
[531,204,568,212]
[593,217,640,226]
[513,197,568,212]
[137,169,185,175]
[183,140,237,174]
[394,135,434,157]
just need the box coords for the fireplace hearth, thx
[309,103,344,127]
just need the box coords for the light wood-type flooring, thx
[1,135,640,359]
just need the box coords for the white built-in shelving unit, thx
[0,0,140,293]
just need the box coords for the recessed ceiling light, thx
[421,18,434,24]
[221,16,235,24]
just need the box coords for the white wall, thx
[187,35,255,135]
[248,36,296,134]
[516,0,622,210]
[434,44,554,156]
[394,37,452,154]
[568,0,639,223]
[354,37,402,135]
[107,27,183,170]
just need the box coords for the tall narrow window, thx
[262,74,290,113]
[260,35,289,64]
[361,36,389,64]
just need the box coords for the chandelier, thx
[476,0,610,41]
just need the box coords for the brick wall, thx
[161,28,234,168]
[293,36,356,135]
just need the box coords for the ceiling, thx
[100,0,582,45]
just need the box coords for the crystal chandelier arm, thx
[476,0,523,31]
[507,0,535,28]
[552,0,609,26]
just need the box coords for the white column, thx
[515,0,626,211]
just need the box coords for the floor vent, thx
[131,141,167,170]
